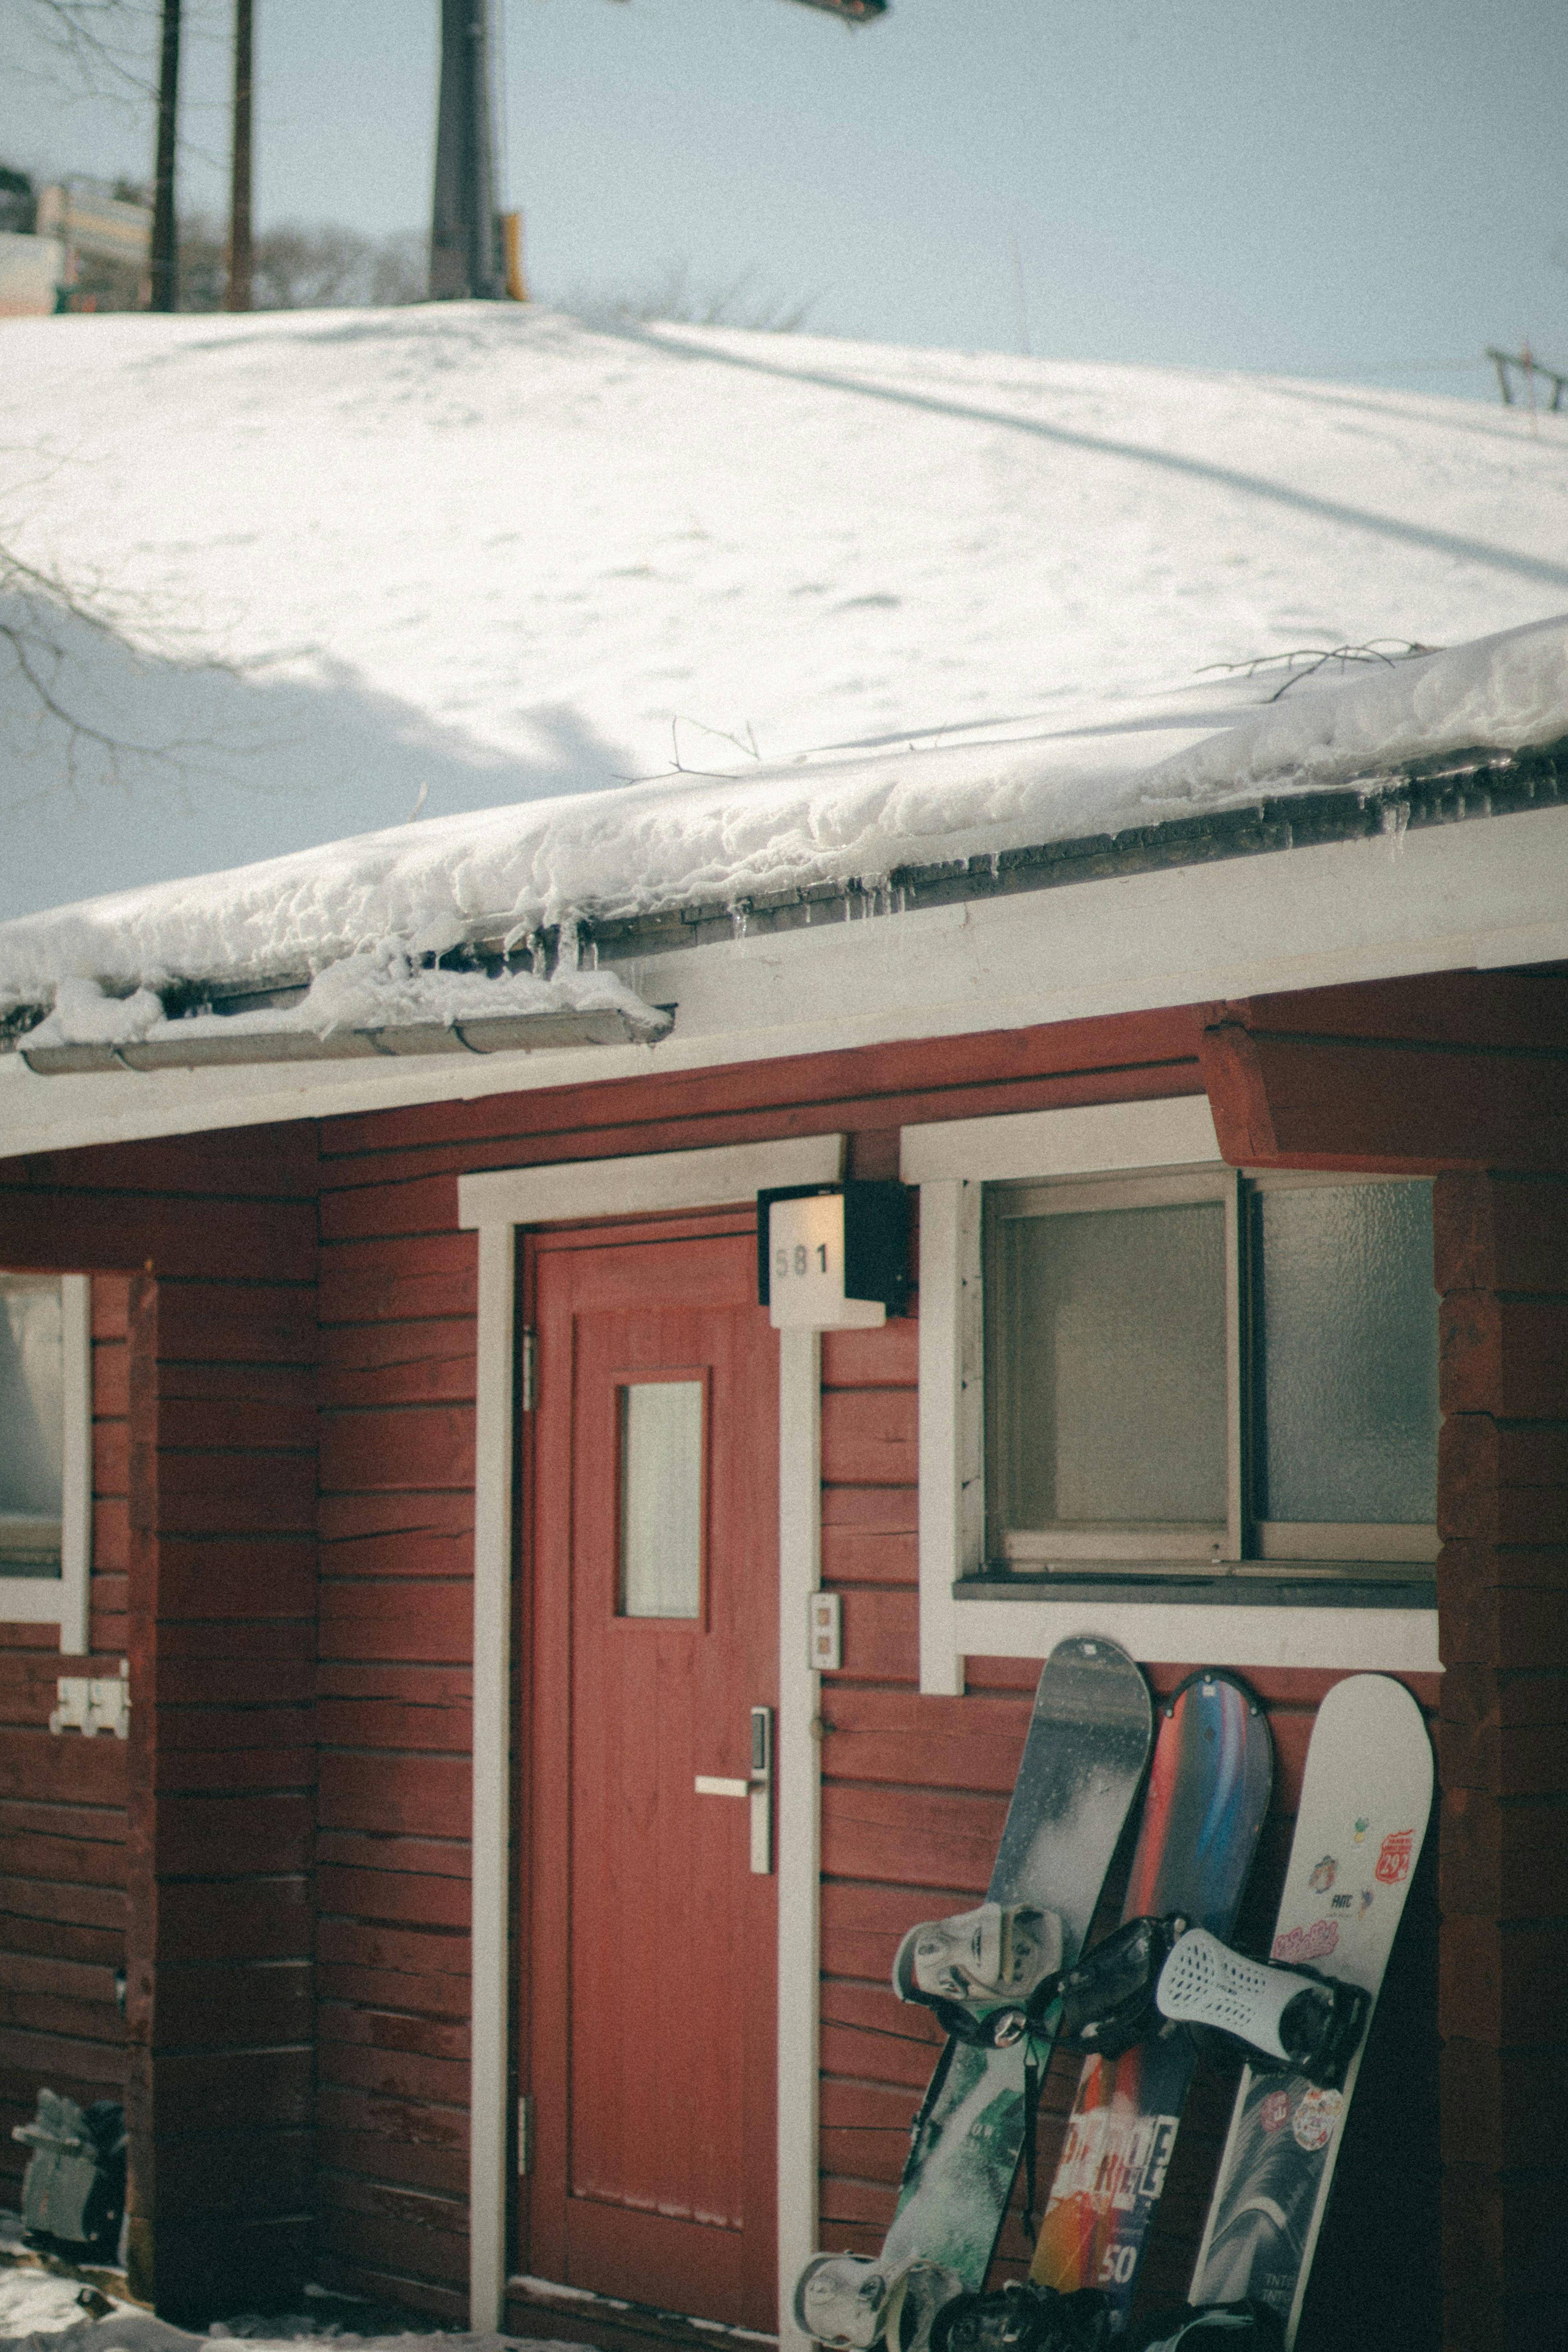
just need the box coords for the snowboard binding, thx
[929,2281,1114,2352]
[1040,1915,1369,2091]
[922,2284,1284,2352]
[1129,2303,1285,2352]
[1153,1926,1369,2091]
[892,1900,1064,2048]
[795,2255,967,2352]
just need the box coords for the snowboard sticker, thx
[878,1638,1154,2288]
[1187,1674,1433,2349]
[1029,1670,1273,2316]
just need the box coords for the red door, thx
[525,1213,779,2328]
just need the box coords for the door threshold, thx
[507,2275,777,2352]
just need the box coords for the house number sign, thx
[757,1181,909,1331]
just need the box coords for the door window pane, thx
[619,1380,704,1618]
[1252,1183,1438,1523]
[1,1280,65,1568]
[991,1202,1228,1530]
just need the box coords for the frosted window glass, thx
[994,1203,1228,1528]
[1253,1184,1438,1523]
[619,1381,704,1619]
[0,1281,64,1520]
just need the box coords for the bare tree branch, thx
[0,535,235,796]
[15,0,160,103]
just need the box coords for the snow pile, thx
[1142,610,1568,807]
[20,949,665,1047]
[2,303,1567,927]
[0,615,1564,1013]
[0,2252,584,2352]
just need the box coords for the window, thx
[617,1378,705,1619]
[0,1273,92,1653]
[983,1172,1437,1582]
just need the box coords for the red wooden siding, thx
[313,1174,477,2320]
[812,1307,1443,2345]
[1433,1172,1568,2349]
[0,965,1559,2343]
[0,1126,321,2316]
[0,1274,133,2209]
[312,1010,1200,2318]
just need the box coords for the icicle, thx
[1380,798,1410,861]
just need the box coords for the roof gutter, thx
[18,1002,671,1077]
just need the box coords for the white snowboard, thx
[1188,1672,1434,2348]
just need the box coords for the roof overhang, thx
[2,790,1565,1164]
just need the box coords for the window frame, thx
[984,1166,1243,1565]
[902,1099,1441,1694]
[0,1272,92,1656]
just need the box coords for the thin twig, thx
[1198,640,1440,702]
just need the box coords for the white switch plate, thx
[50,1663,129,1739]
[808,1590,842,1673]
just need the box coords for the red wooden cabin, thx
[0,746,1563,2352]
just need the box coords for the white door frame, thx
[457,1135,843,2341]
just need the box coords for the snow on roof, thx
[1,613,1566,1017]
[2,305,1568,1010]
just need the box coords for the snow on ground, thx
[2,303,1568,933]
[0,2247,581,2352]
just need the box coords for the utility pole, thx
[226,0,254,311]
[148,0,180,311]
[430,0,505,300]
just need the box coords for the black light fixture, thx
[782,0,889,19]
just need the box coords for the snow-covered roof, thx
[4,304,1568,923]
[1,613,1566,1026]
[2,307,1568,1128]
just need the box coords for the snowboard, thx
[800,1636,1154,2343]
[1186,1674,1433,2349]
[882,1638,1155,2285]
[1029,1670,1274,2321]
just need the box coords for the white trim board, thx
[459,1133,844,1230]
[953,1598,1440,1676]
[463,1136,836,2339]
[902,1099,1441,1690]
[0,1273,92,1655]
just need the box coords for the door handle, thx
[749,1705,773,1877]
[693,1706,773,1876]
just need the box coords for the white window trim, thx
[457,1133,841,2345]
[0,1273,92,1657]
[900,1098,1441,1692]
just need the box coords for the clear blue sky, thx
[2,0,1566,398]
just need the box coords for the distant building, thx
[0,165,35,235]
[36,176,152,311]
[0,165,60,318]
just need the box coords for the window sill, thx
[957,1567,1435,1610]
[947,1576,1441,1674]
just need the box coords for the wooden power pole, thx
[148,0,180,311]
[430,0,505,300]
[227,0,254,310]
